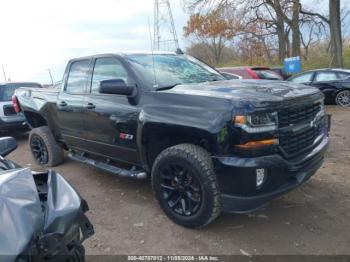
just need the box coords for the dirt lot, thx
[7,105,350,255]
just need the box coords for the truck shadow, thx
[0,130,29,141]
[203,178,349,236]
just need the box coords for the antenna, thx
[153,0,180,51]
[148,16,158,86]
[47,68,54,85]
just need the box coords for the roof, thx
[304,68,350,73]
[218,66,271,70]
[70,51,178,61]
[0,82,42,87]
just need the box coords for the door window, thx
[315,72,337,82]
[337,72,350,80]
[290,72,313,83]
[91,57,129,94]
[66,60,90,94]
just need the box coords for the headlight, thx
[233,112,278,133]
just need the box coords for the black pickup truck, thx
[14,52,330,228]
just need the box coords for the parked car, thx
[288,68,350,107]
[271,67,291,80]
[218,71,242,80]
[0,82,42,131]
[14,52,330,228]
[218,66,283,80]
[0,137,94,261]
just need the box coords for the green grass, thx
[216,43,350,72]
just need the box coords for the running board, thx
[68,151,147,180]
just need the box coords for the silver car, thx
[0,82,42,131]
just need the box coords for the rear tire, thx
[335,90,350,107]
[151,144,222,228]
[29,126,64,167]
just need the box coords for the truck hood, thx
[163,79,321,106]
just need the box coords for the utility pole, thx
[47,68,54,85]
[2,65,7,82]
[153,0,180,51]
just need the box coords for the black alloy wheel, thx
[159,163,202,216]
[152,144,222,228]
[30,135,49,165]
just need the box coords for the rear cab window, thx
[0,86,17,101]
[0,83,42,101]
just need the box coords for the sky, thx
[0,0,188,84]
[0,0,346,84]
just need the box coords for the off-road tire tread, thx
[29,126,64,167]
[152,143,222,228]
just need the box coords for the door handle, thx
[85,103,96,109]
[58,101,67,107]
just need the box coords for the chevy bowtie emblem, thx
[310,119,317,128]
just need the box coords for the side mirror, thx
[0,137,17,157]
[99,79,135,96]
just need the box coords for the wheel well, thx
[146,130,213,168]
[24,111,47,128]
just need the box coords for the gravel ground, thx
[7,105,350,256]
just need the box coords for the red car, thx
[218,66,283,80]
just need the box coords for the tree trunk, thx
[276,15,287,62]
[329,0,343,67]
[291,0,301,57]
[285,28,291,57]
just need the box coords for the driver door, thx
[81,56,140,165]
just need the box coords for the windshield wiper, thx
[155,83,181,91]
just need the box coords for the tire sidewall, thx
[29,133,49,165]
[29,126,64,167]
[152,147,218,228]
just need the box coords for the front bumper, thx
[213,134,329,213]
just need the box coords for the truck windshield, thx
[125,54,225,90]
[0,83,42,101]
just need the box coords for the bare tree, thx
[300,0,344,67]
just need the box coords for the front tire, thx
[29,126,64,167]
[151,144,222,228]
[335,90,350,107]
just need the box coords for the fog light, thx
[256,168,266,187]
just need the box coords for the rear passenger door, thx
[82,56,140,164]
[56,59,91,149]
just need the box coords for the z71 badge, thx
[119,133,134,140]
